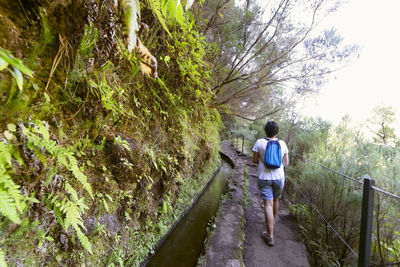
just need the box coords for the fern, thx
[20,121,94,253]
[5,82,18,104]
[146,0,172,36]
[48,194,64,228]
[162,0,185,26]
[2,174,25,213]
[0,248,7,267]
[88,77,130,119]
[0,141,24,224]
[66,153,93,198]
[32,147,48,167]
[28,8,54,66]
[59,198,84,231]
[54,196,92,254]
[65,182,79,202]
[7,141,24,167]
[22,122,93,198]
[76,226,93,254]
[0,142,12,168]
[36,122,50,140]
[79,22,98,55]
[0,184,21,224]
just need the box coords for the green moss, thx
[0,1,225,266]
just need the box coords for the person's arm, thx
[252,140,259,164]
[283,153,289,167]
[253,151,259,164]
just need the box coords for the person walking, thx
[252,121,289,246]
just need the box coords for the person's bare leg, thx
[263,199,274,237]
[273,197,279,219]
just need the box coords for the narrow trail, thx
[203,141,309,266]
[244,157,310,267]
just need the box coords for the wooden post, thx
[241,135,244,154]
[358,178,375,267]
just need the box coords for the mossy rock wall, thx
[0,0,221,265]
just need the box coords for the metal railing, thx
[231,134,400,266]
[293,153,400,267]
[232,133,245,154]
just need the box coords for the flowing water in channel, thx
[146,161,232,267]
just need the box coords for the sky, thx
[298,0,400,134]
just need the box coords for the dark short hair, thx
[264,121,279,137]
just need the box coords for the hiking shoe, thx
[261,231,274,246]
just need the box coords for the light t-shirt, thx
[252,138,289,180]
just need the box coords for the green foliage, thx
[0,47,36,109]
[288,117,332,155]
[286,117,400,265]
[55,194,92,254]
[17,121,94,254]
[36,227,54,248]
[0,248,6,267]
[79,22,98,56]
[0,47,33,93]
[161,0,186,26]
[0,0,222,264]
[169,21,211,91]
[0,48,33,78]
[0,172,23,225]
[68,22,98,87]
[0,131,26,224]
[88,76,134,120]
[28,8,55,67]
[114,136,131,152]
[367,105,398,145]
[146,0,172,36]
[21,121,93,198]
[107,246,124,267]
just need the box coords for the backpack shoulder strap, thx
[265,138,279,142]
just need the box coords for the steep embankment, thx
[0,1,220,265]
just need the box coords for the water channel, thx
[145,161,233,267]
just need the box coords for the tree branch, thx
[220,107,285,121]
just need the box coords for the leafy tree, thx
[198,0,358,121]
[367,105,398,145]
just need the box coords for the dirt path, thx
[244,157,310,267]
[202,141,309,267]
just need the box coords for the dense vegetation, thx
[286,117,400,266]
[0,0,374,266]
[237,113,400,266]
[0,0,221,265]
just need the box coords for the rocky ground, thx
[201,141,309,267]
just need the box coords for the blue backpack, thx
[263,138,282,169]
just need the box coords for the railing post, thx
[236,136,238,150]
[358,178,375,267]
[241,134,244,154]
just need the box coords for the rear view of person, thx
[252,121,289,246]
